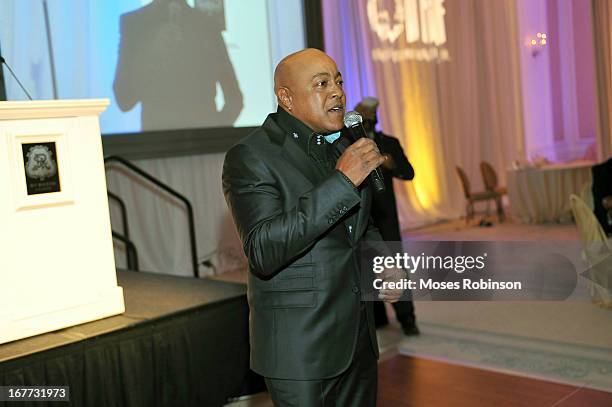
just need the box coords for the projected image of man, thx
[113,0,243,131]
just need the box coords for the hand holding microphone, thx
[336,111,386,192]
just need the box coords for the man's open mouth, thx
[328,106,344,113]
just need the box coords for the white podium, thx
[0,99,125,344]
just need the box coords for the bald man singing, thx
[222,49,403,406]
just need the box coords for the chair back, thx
[480,161,498,191]
[580,182,594,211]
[570,194,607,243]
[455,166,471,199]
[570,194,612,307]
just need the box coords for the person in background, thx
[355,97,420,336]
[591,157,612,235]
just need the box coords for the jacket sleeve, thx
[113,14,140,112]
[388,138,415,180]
[222,143,361,278]
[213,30,243,125]
[363,217,394,254]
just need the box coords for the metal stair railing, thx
[112,230,140,271]
[105,155,199,277]
[107,191,139,271]
[107,191,130,239]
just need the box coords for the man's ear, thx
[276,87,293,111]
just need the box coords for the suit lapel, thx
[281,137,326,186]
[261,115,322,187]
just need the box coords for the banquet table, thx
[507,162,593,224]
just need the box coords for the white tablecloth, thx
[507,162,593,223]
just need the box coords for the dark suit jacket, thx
[372,132,414,241]
[222,111,380,380]
[592,158,612,234]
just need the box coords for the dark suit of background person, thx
[355,98,419,336]
[222,49,402,406]
[113,0,243,131]
[592,158,612,235]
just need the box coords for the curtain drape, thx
[592,0,612,160]
[323,0,524,228]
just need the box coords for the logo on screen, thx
[367,0,449,62]
[367,0,447,45]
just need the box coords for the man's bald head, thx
[273,49,346,134]
[274,48,331,92]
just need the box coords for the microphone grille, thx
[343,111,363,128]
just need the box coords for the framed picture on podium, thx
[21,141,62,195]
[7,120,74,211]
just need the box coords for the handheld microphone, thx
[343,111,385,194]
[0,55,34,101]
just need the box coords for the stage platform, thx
[0,270,261,406]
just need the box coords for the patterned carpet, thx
[389,220,612,393]
[392,317,612,393]
[379,290,612,392]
